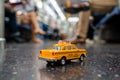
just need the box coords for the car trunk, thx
[39,50,55,59]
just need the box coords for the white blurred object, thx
[0,38,5,72]
[44,4,57,19]
[49,0,66,21]
[68,17,79,22]
[0,38,5,50]
[86,39,94,44]
[9,0,21,3]
[9,0,16,3]
[119,0,120,9]
[36,1,43,9]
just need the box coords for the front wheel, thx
[60,57,66,65]
[79,55,84,62]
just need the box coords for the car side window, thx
[71,46,77,50]
[65,46,71,50]
[53,46,61,50]
[62,46,66,50]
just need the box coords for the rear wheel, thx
[67,60,71,63]
[61,57,66,65]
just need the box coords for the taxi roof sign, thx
[58,40,69,44]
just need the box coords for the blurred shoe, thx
[32,37,44,44]
[12,36,27,43]
[6,36,27,43]
[86,39,94,44]
[34,29,46,35]
[71,36,86,44]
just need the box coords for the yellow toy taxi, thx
[39,40,86,65]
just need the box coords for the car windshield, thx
[52,46,61,50]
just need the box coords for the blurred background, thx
[1,0,120,44]
[1,0,120,80]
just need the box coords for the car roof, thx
[53,43,75,47]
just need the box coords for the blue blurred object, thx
[19,22,49,40]
[37,22,49,40]
[21,24,30,30]
[95,7,120,28]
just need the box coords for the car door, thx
[70,45,80,59]
[61,45,72,60]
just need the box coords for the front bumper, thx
[39,57,58,62]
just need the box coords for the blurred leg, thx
[28,11,46,35]
[5,9,19,35]
[71,10,91,44]
[77,10,91,38]
[20,13,44,43]
[27,11,45,43]
[5,9,26,43]
[90,0,118,13]
[72,0,118,44]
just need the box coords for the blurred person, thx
[4,0,26,43]
[16,0,46,43]
[64,0,118,44]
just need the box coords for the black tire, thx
[79,55,84,62]
[47,61,54,66]
[67,60,71,63]
[61,57,66,65]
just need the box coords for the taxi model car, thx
[39,41,86,65]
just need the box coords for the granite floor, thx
[0,41,120,80]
